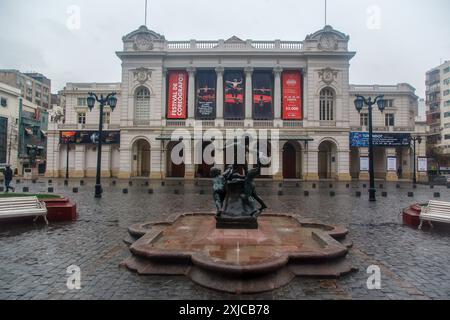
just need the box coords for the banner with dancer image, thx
[167,70,188,119]
[282,71,303,120]
[253,72,273,120]
[196,71,216,119]
[224,71,245,119]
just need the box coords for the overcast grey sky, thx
[0,0,449,97]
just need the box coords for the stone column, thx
[184,145,195,180]
[385,148,398,181]
[150,141,164,180]
[273,65,283,120]
[244,66,253,121]
[337,150,352,181]
[215,66,224,122]
[305,149,319,181]
[161,68,167,121]
[187,66,196,121]
[358,147,369,181]
[74,145,85,178]
[101,145,111,177]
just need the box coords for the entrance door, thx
[168,142,185,178]
[283,143,296,179]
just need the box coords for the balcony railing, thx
[165,40,303,51]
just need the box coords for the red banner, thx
[282,71,302,120]
[167,71,188,119]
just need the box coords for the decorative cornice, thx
[318,68,339,85]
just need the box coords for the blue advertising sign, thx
[350,132,411,147]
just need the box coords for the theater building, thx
[45,25,427,182]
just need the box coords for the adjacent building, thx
[0,70,50,175]
[46,25,427,182]
[426,60,450,172]
[0,82,21,171]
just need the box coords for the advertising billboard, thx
[60,131,120,145]
[252,72,273,120]
[282,71,302,120]
[224,71,245,119]
[350,132,411,147]
[167,70,188,119]
[196,71,216,119]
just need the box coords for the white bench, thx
[419,200,450,230]
[0,197,48,224]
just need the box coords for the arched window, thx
[135,87,150,123]
[319,88,335,121]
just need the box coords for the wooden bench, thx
[419,200,450,230]
[0,197,48,224]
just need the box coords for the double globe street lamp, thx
[354,94,386,202]
[87,92,118,198]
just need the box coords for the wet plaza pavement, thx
[0,179,449,300]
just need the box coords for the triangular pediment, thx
[225,36,245,43]
[122,25,165,42]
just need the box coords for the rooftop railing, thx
[165,40,303,51]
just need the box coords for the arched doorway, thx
[196,142,215,178]
[167,141,186,178]
[318,140,337,180]
[132,139,151,177]
[282,141,302,179]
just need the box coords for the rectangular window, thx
[444,112,450,118]
[385,113,395,126]
[444,90,450,96]
[444,67,450,74]
[77,98,87,106]
[444,123,450,129]
[445,135,450,140]
[224,71,245,120]
[103,112,111,125]
[0,97,7,107]
[360,113,368,126]
[445,100,450,107]
[385,99,394,108]
[252,71,274,120]
[77,112,86,124]
[195,70,216,120]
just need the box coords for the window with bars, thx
[77,112,86,124]
[385,113,395,127]
[103,111,111,125]
[360,113,368,126]
[319,88,335,121]
[134,87,151,123]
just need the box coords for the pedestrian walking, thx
[3,165,15,192]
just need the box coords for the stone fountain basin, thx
[123,213,354,293]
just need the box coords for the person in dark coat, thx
[3,165,15,192]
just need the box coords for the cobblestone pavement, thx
[0,179,449,300]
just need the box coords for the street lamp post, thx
[66,144,70,180]
[354,94,386,202]
[411,136,422,185]
[87,92,117,198]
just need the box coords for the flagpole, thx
[325,0,327,26]
[145,0,148,26]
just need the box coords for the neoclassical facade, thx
[46,25,427,182]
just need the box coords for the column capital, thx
[215,65,225,75]
[187,66,196,74]
[244,66,254,75]
[273,65,283,75]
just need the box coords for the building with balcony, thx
[0,70,51,110]
[45,25,427,182]
[425,60,450,169]
[0,82,21,171]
